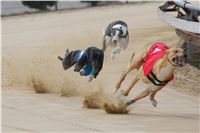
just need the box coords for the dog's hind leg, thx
[126,87,152,105]
[115,67,134,92]
[115,47,148,93]
[115,52,136,92]
[123,73,140,96]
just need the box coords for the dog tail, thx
[128,51,135,66]
[58,56,63,61]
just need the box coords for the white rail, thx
[157,7,200,34]
[173,0,200,11]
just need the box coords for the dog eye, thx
[175,50,178,53]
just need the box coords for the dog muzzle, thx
[172,55,187,67]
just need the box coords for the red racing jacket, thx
[142,42,174,84]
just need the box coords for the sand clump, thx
[83,89,130,114]
[60,80,79,97]
[103,102,129,114]
[83,89,107,109]
[31,77,49,94]
[28,69,79,96]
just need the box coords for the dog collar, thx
[76,50,85,62]
[112,28,128,38]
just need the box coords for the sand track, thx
[2,3,199,132]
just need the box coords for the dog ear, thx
[165,49,171,54]
[66,49,69,54]
[58,56,63,61]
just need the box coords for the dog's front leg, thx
[111,47,121,59]
[115,67,133,93]
[149,87,163,107]
[119,37,129,50]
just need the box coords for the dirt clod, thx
[103,102,129,114]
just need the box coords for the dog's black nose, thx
[172,57,176,62]
[113,40,117,44]
[183,54,187,58]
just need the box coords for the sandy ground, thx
[170,64,200,97]
[2,3,200,132]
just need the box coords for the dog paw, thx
[88,76,94,82]
[113,89,118,94]
[120,90,129,97]
[152,100,157,107]
[74,67,80,72]
[111,54,116,60]
[120,90,124,95]
[119,90,128,97]
[117,94,130,106]
[125,99,133,106]
[115,83,121,90]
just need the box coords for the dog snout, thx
[63,65,69,70]
[178,54,187,66]
[180,54,188,61]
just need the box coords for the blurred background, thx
[1,1,137,16]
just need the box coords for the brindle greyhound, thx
[58,47,104,82]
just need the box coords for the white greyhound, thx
[102,20,129,59]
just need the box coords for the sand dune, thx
[2,3,199,132]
